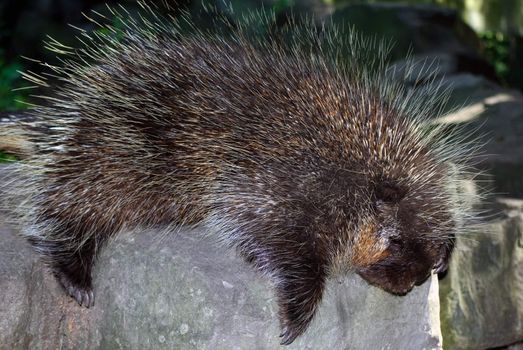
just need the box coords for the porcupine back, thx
[0,2,481,345]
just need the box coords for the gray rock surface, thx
[0,221,442,350]
[439,198,523,349]
[435,73,523,198]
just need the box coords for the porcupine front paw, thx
[435,234,455,277]
[275,271,326,345]
[278,310,311,345]
[277,284,324,345]
[55,270,95,308]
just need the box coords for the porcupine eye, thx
[375,183,406,203]
[374,182,407,247]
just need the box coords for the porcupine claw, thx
[279,327,295,346]
[58,272,95,308]
[434,255,450,275]
[278,318,307,345]
[434,235,455,276]
[278,325,298,346]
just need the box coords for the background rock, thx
[421,68,523,198]
[433,60,523,349]
[439,198,523,349]
[0,219,442,350]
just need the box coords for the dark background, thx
[0,0,522,111]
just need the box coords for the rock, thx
[0,221,442,350]
[435,73,523,198]
[505,342,523,350]
[439,198,523,349]
[434,71,523,348]
[470,92,523,198]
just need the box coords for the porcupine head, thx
[0,1,481,345]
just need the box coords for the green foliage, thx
[273,0,294,13]
[479,30,510,82]
[0,151,18,163]
[94,14,127,40]
[0,49,30,111]
[325,0,458,5]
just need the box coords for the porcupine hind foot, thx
[30,230,103,308]
[55,268,95,308]
[51,238,99,308]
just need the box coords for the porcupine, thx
[0,2,480,345]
